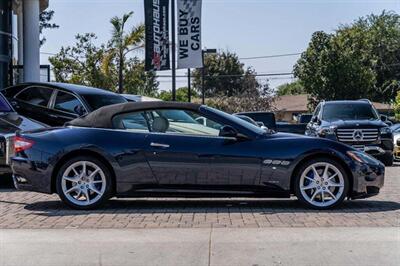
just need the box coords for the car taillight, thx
[14,136,34,153]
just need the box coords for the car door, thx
[111,110,158,189]
[49,90,88,126]
[11,86,55,125]
[144,108,261,187]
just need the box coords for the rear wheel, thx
[56,156,113,210]
[294,158,349,209]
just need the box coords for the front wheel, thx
[294,158,349,209]
[380,153,393,167]
[56,156,113,210]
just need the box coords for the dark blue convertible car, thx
[11,102,385,210]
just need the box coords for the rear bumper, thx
[350,160,385,199]
[11,156,53,194]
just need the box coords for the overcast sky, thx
[40,0,399,91]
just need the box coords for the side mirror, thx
[219,125,238,138]
[380,115,387,122]
[311,116,319,123]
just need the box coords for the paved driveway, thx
[0,165,399,229]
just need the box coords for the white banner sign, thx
[177,0,202,69]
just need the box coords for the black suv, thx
[306,100,394,166]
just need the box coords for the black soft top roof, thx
[67,101,202,128]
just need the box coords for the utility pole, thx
[187,69,191,102]
[171,0,177,101]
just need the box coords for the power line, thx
[41,51,302,60]
[40,51,57,56]
[239,52,302,60]
[157,72,294,78]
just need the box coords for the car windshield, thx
[0,94,13,112]
[83,94,127,110]
[205,106,267,135]
[322,103,379,121]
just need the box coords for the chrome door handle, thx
[150,142,170,148]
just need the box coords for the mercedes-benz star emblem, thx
[353,130,364,141]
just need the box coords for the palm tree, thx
[102,12,145,94]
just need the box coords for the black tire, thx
[294,157,349,210]
[380,154,394,167]
[56,156,113,210]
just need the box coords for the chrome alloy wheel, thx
[299,162,345,208]
[61,161,106,206]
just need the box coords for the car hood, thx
[264,131,310,140]
[321,119,387,128]
[0,112,45,134]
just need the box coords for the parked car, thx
[391,124,400,161]
[122,94,162,102]
[306,100,394,166]
[276,121,307,135]
[380,115,393,126]
[12,102,384,210]
[298,114,313,124]
[235,112,277,131]
[390,124,400,132]
[236,112,307,134]
[0,93,45,175]
[1,82,127,126]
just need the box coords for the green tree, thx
[395,91,400,121]
[192,51,263,97]
[294,11,400,107]
[123,58,158,96]
[158,87,197,102]
[102,12,145,93]
[276,81,306,96]
[49,13,158,95]
[39,10,59,46]
[49,33,112,88]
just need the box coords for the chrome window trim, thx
[13,85,55,109]
[67,126,235,140]
[52,90,88,116]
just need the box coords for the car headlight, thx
[318,126,337,136]
[347,150,379,164]
[380,127,391,134]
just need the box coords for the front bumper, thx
[350,160,385,199]
[0,165,12,175]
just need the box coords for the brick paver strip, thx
[0,166,399,229]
